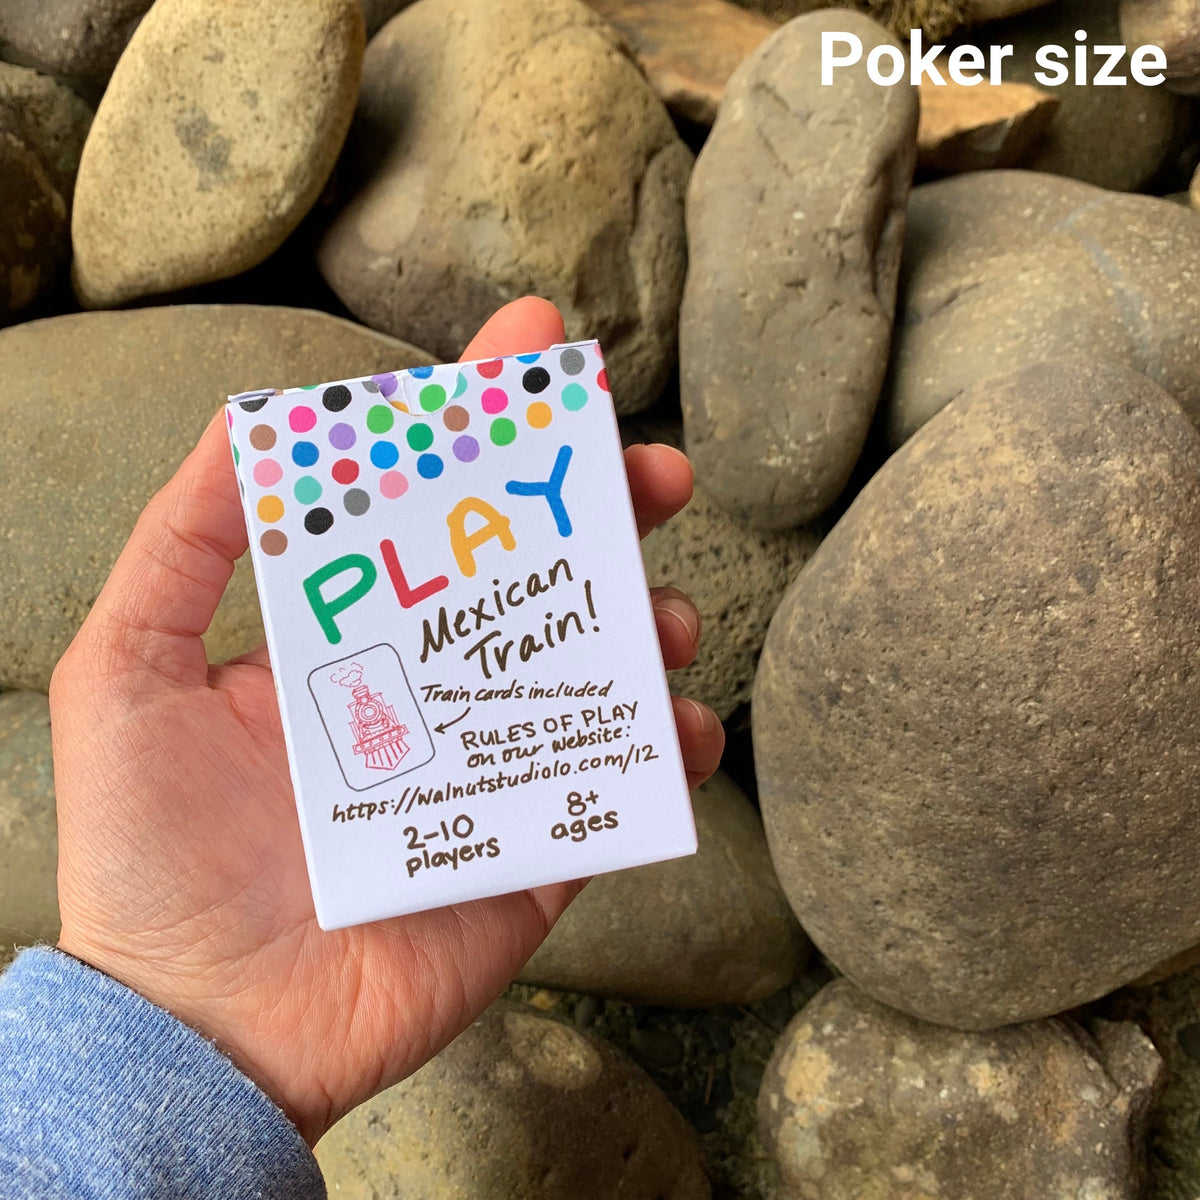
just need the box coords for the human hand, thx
[49,297,724,1146]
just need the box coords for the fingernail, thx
[657,595,700,645]
[682,698,714,733]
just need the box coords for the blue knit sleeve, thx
[0,947,326,1200]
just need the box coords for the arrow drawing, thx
[434,705,471,735]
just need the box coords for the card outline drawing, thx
[307,643,435,792]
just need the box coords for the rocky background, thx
[4,0,1200,1197]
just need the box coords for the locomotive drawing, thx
[333,661,411,772]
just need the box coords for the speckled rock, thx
[520,772,808,1006]
[0,64,92,322]
[760,979,1163,1200]
[1121,0,1200,94]
[952,0,1190,191]
[1104,963,1200,1200]
[885,171,1200,450]
[0,306,433,691]
[316,1000,710,1199]
[755,359,1200,1029]
[319,0,691,416]
[71,0,364,308]
[0,0,152,94]
[0,693,58,952]
[918,80,1058,174]
[680,11,917,530]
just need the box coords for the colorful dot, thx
[490,417,517,446]
[406,423,434,452]
[329,422,356,450]
[249,424,276,450]
[526,402,552,429]
[409,365,434,379]
[417,453,444,479]
[562,383,588,411]
[305,507,334,535]
[477,359,503,379]
[516,352,542,364]
[419,383,446,412]
[559,347,585,376]
[597,367,610,392]
[322,385,351,412]
[257,495,284,523]
[371,441,400,469]
[453,435,480,462]
[294,475,322,504]
[239,393,270,412]
[522,366,551,394]
[332,458,359,485]
[362,379,379,393]
[452,370,468,398]
[292,441,319,467]
[443,405,469,432]
[481,387,508,414]
[260,529,287,556]
[380,470,408,499]
[367,404,395,434]
[232,444,240,466]
[289,405,317,433]
[253,458,282,486]
[344,488,371,516]
[372,373,399,398]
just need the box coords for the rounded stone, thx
[755,359,1200,1028]
[885,170,1200,450]
[71,0,365,307]
[316,1000,710,1200]
[318,0,692,416]
[760,979,1163,1200]
[0,133,66,323]
[519,772,809,1006]
[0,63,94,203]
[0,693,59,950]
[1121,0,1200,93]
[0,305,433,691]
[680,10,918,530]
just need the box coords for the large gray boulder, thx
[755,359,1200,1028]
[760,979,1162,1200]
[885,171,1200,450]
[318,0,691,416]
[0,693,58,953]
[0,306,432,691]
[680,10,917,530]
[71,0,364,307]
[519,772,808,1006]
[316,1000,710,1199]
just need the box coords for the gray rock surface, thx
[360,0,414,36]
[519,772,809,1006]
[680,11,917,530]
[1121,0,1200,94]
[316,1000,710,1199]
[760,979,1162,1200]
[885,171,1200,450]
[71,0,364,308]
[755,359,1200,1029]
[0,693,59,953]
[955,0,1190,191]
[0,306,433,691]
[319,0,691,416]
[0,64,92,322]
[0,0,152,95]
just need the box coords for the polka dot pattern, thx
[481,388,507,414]
[254,458,282,487]
[522,367,550,394]
[294,476,322,505]
[526,402,552,429]
[490,417,516,446]
[322,385,351,412]
[443,405,469,432]
[305,508,334,535]
[292,441,319,467]
[371,441,400,469]
[380,470,408,499]
[329,422,355,450]
[417,453,444,479]
[407,424,434,452]
[344,488,371,516]
[258,495,284,523]
[289,406,316,433]
[453,435,479,462]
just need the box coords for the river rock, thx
[755,359,1200,1029]
[885,171,1200,450]
[0,64,93,202]
[360,0,413,36]
[729,0,1053,37]
[1121,0,1200,93]
[519,772,808,1006]
[0,693,59,953]
[71,0,364,308]
[0,0,152,95]
[680,11,917,530]
[316,1000,710,1199]
[0,305,433,691]
[954,0,1190,191]
[760,979,1163,1200]
[318,0,690,416]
